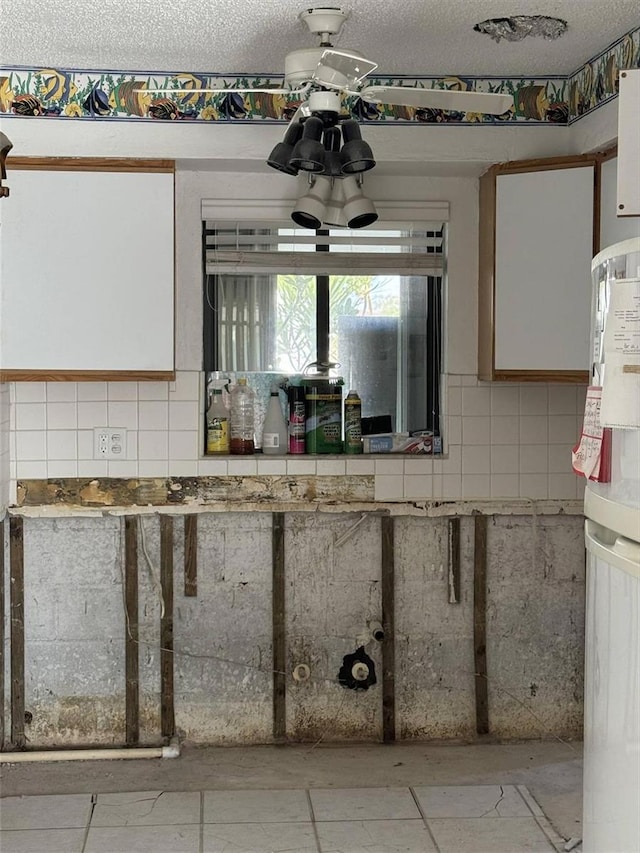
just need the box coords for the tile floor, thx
[0,784,566,852]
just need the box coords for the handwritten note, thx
[572,386,611,482]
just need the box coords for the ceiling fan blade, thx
[313,48,378,90]
[360,85,513,115]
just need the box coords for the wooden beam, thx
[381,515,395,743]
[184,515,198,597]
[160,515,175,739]
[272,512,286,743]
[9,517,25,749]
[0,370,175,383]
[448,517,461,604]
[124,516,139,746]
[473,514,489,735]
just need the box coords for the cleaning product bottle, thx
[230,377,255,455]
[344,390,363,454]
[287,385,306,454]
[206,387,230,454]
[262,385,288,455]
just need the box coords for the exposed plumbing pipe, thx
[0,737,180,764]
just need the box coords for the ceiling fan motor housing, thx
[298,7,349,40]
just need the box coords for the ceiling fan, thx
[147,6,513,120]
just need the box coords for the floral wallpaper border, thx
[1,26,637,126]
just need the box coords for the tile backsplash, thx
[6,372,587,504]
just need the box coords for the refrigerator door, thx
[583,520,640,853]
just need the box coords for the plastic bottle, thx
[287,385,306,454]
[344,390,363,454]
[230,377,255,455]
[206,387,230,454]
[262,385,288,455]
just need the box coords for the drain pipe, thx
[0,737,181,764]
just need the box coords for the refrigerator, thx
[583,237,640,853]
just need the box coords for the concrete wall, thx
[7,509,585,748]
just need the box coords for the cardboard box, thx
[363,433,442,454]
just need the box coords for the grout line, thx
[80,794,97,853]
[305,790,322,853]
[409,787,442,853]
[516,785,568,850]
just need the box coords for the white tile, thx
[413,785,531,818]
[375,475,404,501]
[462,474,491,498]
[404,475,432,499]
[491,416,519,445]
[84,825,199,853]
[576,478,586,501]
[519,386,548,415]
[92,791,200,827]
[447,374,462,386]
[519,415,548,445]
[16,460,47,478]
[0,828,85,852]
[491,474,520,497]
[548,444,574,474]
[198,458,229,475]
[548,415,580,445]
[316,459,346,475]
[462,386,491,416]
[46,383,77,402]
[15,403,46,431]
[107,382,138,401]
[169,401,199,431]
[255,457,287,474]
[442,473,462,498]
[168,461,198,476]
[462,445,490,474]
[139,431,169,460]
[375,458,404,475]
[287,459,316,475]
[432,474,443,497]
[77,460,108,477]
[490,445,519,474]
[491,386,519,416]
[446,386,462,415]
[0,794,92,830]
[428,817,554,853]
[126,430,138,460]
[227,458,258,476]
[46,402,77,430]
[460,375,478,386]
[138,381,169,400]
[549,473,578,499]
[107,461,139,477]
[169,431,199,460]
[316,820,437,853]
[346,458,375,475]
[462,416,491,446]
[77,382,107,401]
[77,401,108,430]
[548,386,577,415]
[138,461,169,477]
[519,444,548,474]
[170,371,201,401]
[441,445,462,474]
[203,823,318,853]
[77,430,94,460]
[47,461,77,478]
[519,474,548,500]
[310,788,420,821]
[139,401,169,431]
[204,790,310,823]
[46,431,77,460]
[446,416,462,444]
[404,457,433,475]
[575,385,588,414]
[16,432,47,460]
[108,401,138,430]
[15,383,46,403]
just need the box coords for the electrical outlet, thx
[94,427,127,459]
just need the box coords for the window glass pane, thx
[275,275,317,373]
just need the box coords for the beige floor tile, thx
[427,816,555,852]
[91,790,200,826]
[204,790,311,823]
[310,788,420,822]
[84,823,200,853]
[0,828,85,853]
[317,819,437,852]
[0,794,92,830]
[413,785,531,818]
[203,821,318,852]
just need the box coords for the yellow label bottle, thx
[206,388,230,454]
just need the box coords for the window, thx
[203,222,444,436]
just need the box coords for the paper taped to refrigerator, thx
[603,278,640,356]
[600,279,640,428]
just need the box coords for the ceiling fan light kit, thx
[288,115,326,172]
[339,119,376,175]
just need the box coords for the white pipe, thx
[0,738,180,763]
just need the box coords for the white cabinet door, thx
[600,156,640,250]
[0,165,174,376]
[494,166,594,373]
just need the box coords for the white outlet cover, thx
[93,427,127,459]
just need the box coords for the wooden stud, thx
[160,515,175,739]
[473,514,489,735]
[0,370,175,383]
[7,157,175,173]
[448,517,461,605]
[184,515,198,597]
[9,517,25,749]
[0,519,4,749]
[124,516,139,746]
[272,513,286,743]
[381,515,395,743]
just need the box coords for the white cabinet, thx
[600,154,640,250]
[0,159,175,380]
[478,156,596,382]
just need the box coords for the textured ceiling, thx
[3,0,639,77]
